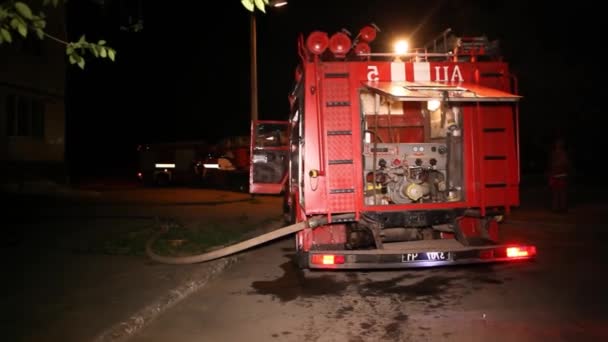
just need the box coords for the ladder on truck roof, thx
[424,28,501,61]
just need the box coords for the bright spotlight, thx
[394,40,409,55]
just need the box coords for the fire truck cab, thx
[250,26,536,269]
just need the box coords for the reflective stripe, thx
[390,62,406,81]
[413,62,431,81]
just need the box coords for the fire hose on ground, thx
[145,214,354,265]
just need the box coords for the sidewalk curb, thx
[90,254,242,342]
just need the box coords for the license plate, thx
[402,251,451,262]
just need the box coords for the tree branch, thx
[42,29,67,45]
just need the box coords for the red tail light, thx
[506,246,536,258]
[311,254,345,265]
[479,249,494,259]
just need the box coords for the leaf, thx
[78,34,86,44]
[66,45,74,55]
[68,54,76,64]
[98,39,106,45]
[108,48,116,61]
[17,20,27,37]
[15,2,33,20]
[90,45,99,57]
[10,18,20,29]
[254,0,266,13]
[77,57,85,69]
[35,28,43,40]
[1,28,12,43]
[32,16,46,29]
[241,0,254,12]
[100,46,107,58]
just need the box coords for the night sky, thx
[64,0,602,180]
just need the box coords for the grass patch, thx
[79,215,284,257]
[76,224,156,256]
[151,223,248,257]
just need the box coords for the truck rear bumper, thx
[306,239,536,269]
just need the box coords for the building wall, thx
[0,2,67,183]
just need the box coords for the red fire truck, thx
[249,26,536,269]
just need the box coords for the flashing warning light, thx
[353,42,370,56]
[306,31,329,55]
[359,25,377,43]
[311,254,345,265]
[329,32,352,57]
[506,246,536,258]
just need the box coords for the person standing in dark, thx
[547,138,570,213]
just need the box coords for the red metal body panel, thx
[352,61,510,83]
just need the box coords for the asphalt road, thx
[127,220,608,342]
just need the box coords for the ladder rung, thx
[324,72,349,78]
[328,159,353,165]
[327,130,352,135]
[326,101,350,107]
[329,188,355,194]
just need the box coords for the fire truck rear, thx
[249,26,536,269]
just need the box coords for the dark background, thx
[64,0,602,182]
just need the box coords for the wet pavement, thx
[128,217,608,341]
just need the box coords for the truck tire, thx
[296,251,309,269]
[282,193,296,225]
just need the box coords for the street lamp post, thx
[250,0,287,123]
[250,12,258,122]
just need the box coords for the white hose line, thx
[146,221,308,265]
